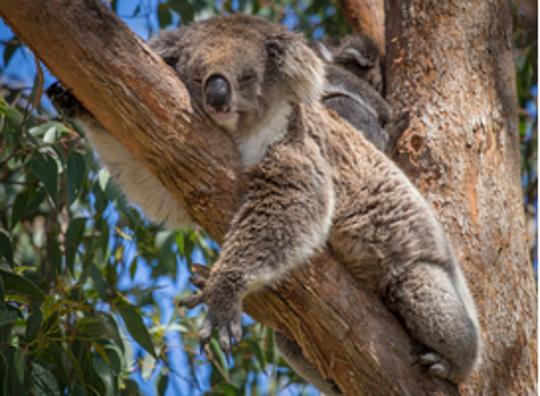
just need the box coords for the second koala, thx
[49,15,480,395]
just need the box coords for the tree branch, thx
[0,1,457,394]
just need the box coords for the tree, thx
[0,0,535,395]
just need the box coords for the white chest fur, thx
[237,102,292,168]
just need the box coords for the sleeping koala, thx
[48,15,480,395]
[316,34,408,154]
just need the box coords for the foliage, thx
[0,0,536,395]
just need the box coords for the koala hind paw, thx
[415,351,452,381]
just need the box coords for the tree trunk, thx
[385,0,537,394]
[0,0,535,394]
[338,0,385,55]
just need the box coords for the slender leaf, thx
[25,307,43,342]
[65,217,86,273]
[0,269,46,302]
[31,362,61,396]
[67,151,86,205]
[0,231,13,266]
[30,152,58,204]
[118,303,156,358]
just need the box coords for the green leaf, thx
[169,0,195,22]
[93,356,115,396]
[245,339,266,370]
[158,4,173,27]
[215,383,239,396]
[11,190,29,228]
[122,379,142,395]
[0,99,23,128]
[0,309,17,327]
[65,217,86,273]
[47,236,62,276]
[3,41,19,67]
[103,343,124,374]
[0,230,13,266]
[76,315,110,339]
[67,151,86,205]
[89,264,108,300]
[157,372,169,395]
[42,125,58,143]
[118,303,156,358]
[0,269,46,302]
[31,362,61,396]
[30,152,58,204]
[209,338,229,379]
[13,348,24,384]
[25,308,43,342]
[0,351,7,395]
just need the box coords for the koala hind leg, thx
[275,332,342,396]
[384,263,480,383]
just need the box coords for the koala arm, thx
[181,140,334,350]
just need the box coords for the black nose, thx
[204,75,231,112]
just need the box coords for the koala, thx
[48,15,480,395]
[315,34,406,153]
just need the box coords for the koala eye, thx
[192,77,203,85]
[238,72,257,86]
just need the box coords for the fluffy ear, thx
[265,33,325,105]
[335,47,373,67]
[334,34,379,68]
[148,29,184,67]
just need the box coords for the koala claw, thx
[415,351,452,380]
[179,292,206,309]
[190,273,207,289]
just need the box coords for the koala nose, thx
[204,75,231,112]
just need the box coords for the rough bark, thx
[385,0,537,394]
[337,0,385,55]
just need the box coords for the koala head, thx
[149,15,325,135]
[317,34,383,93]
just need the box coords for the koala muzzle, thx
[204,75,231,112]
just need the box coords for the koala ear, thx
[334,34,379,68]
[334,47,374,67]
[265,33,325,105]
[148,29,184,67]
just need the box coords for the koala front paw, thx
[179,267,244,353]
[47,82,90,119]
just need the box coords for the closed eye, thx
[192,78,203,85]
[238,72,257,86]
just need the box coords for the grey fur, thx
[315,35,405,153]
[47,15,480,393]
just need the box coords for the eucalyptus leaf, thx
[65,217,86,273]
[0,231,13,266]
[30,152,58,204]
[118,303,156,358]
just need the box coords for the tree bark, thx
[385,0,537,394]
[0,0,534,394]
